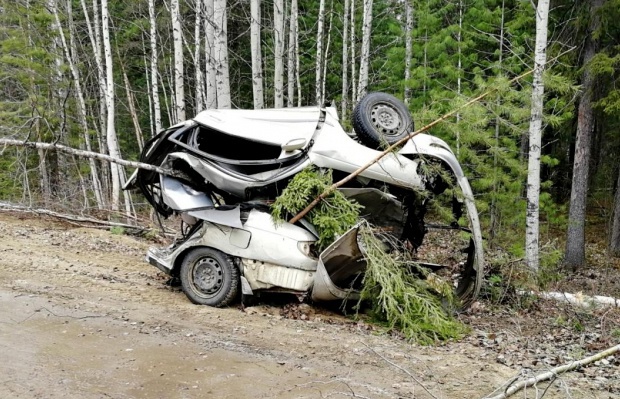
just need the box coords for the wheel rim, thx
[192,257,223,297]
[370,103,403,137]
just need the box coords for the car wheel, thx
[179,247,239,307]
[352,92,413,149]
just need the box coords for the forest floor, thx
[0,212,618,399]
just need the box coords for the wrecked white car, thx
[125,93,484,309]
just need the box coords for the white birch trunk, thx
[101,0,122,212]
[315,0,326,105]
[350,0,357,103]
[171,0,186,122]
[274,0,285,108]
[194,0,205,113]
[213,0,231,108]
[250,0,264,109]
[53,1,104,209]
[321,2,334,106]
[287,0,297,107]
[490,0,506,241]
[295,5,301,106]
[455,0,463,156]
[92,0,107,153]
[611,171,620,256]
[525,0,550,272]
[356,0,373,101]
[144,53,154,138]
[404,0,413,105]
[204,0,217,109]
[148,0,162,134]
[341,0,349,117]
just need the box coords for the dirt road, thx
[0,214,616,398]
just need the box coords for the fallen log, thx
[483,343,620,399]
[520,290,620,308]
[0,202,147,231]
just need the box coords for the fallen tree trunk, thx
[519,290,620,308]
[0,202,147,231]
[0,138,178,177]
[484,343,620,399]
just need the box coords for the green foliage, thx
[271,167,361,250]
[110,226,125,235]
[358,225,467,344]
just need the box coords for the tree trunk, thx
[194,0,205,113]
[321,1,334,106]
[525,0,550,272]
[404,0,413,104]
[490,0,506,244]
[54,0,104,209]
[273,0,284,108]
[171,0,185,122]
[341,0,349,117]
[213,0,231,109]
[205,0,217,108]
[148,0,162,133]
[357,0,373,101]
[250,0,264,109]
[121,67,144,151]
[350,0,356,105]
[315,0,326,105]
[287,0,297,107]
[101,0,122,212]
[564,0,603,269]
[611,170,620,256]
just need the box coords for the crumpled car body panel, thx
[129,105,484,307]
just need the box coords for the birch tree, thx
[404,0,413,104]
[287,0,298,107]
[171,0,186,122]
[350,0,357,105]
[204,0,217,109]
[250,0,264,109]
[101,0,122,211]
[52,1,104,208]
[194,0,205,113]
[213,0,231,108]
[565,0,604,269]
[357,0,373,101]
[611,172,620,256]
[273,0,284,108]
[315,0,326,105]
[525,0,550,272]
[341,0,349,116]
[148,0,162,133]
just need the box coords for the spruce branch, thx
[290,48,575,224]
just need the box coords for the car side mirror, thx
[281,138,307,152]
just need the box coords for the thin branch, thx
[361,342,439,399]
[484,343,620,399]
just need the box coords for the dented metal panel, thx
[312,225,366,302]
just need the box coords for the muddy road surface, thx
[0,214,615,398]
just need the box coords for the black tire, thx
[179,247,239,307]
[352,92,413,149]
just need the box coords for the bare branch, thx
[484,343,620,399]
